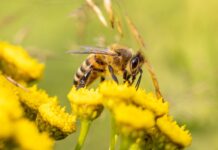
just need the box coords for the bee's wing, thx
[67,46,117,56]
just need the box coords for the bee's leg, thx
[130,75,136,85]
[108,65,119,84]
[100,76,105,82]
[77,69,92,89]
[135,69,143,90]
[123,70,131,84]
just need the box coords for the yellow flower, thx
[0,41,44,82]
[99,81,168,117]
[14,119,54,150]
[17,85,52,120]
[99,81,140,110]
[68,87,103,120]
[156,115,192,147]
[133,89,169,116]
[99,81,136,100]
[0,72,18,91]
[0,75,23,120]
[113,104,155,138]
[0,74,22,140]
[0,112,13,139]
[36,100,76,140]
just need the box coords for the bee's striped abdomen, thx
[73,54,107,88]
[73,58,91,86]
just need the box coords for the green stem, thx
[109,116,117,150]
[75,119,92,150]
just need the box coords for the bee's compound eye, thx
[131,57,139,70]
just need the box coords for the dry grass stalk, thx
[126,16,146,48]
[104,0,114,28]
[86,0,108,27]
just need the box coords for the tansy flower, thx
[68,87,104,150]
[133,89,169,116]
[0,41,44,82]
[0,75,23,120]
[99,81,138,109]
[156,115,192,147]
[14,119,54,150]
[17,85,53,120]
[68,87,103,120]
[144,129,180,150]
[0,112,13,139]
[0,72,18,92]
[99,81,136,100]
[113,104,155,138]
[99,81,168,117]
[36,100,76,140]
[0,74,22,141]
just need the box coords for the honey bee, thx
[67,44,145,90]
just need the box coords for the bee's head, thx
[129,52,144,76]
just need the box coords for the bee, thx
[67,44,145,90]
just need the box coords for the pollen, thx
[156,115,192,147]
[0,41,44,82]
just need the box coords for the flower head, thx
[98,81,192,149]
[99,81,168,117]
[156,115,192,147]
[133,89,169,116]
[36,100,76,140]
[113,104,155,138]
[0,74,23,120]
[14,119,54,150]
[68,87,103,120]
[17,85,53,120]
[0,41,44,82]
[0,112,13,139]
[99,81,136,100]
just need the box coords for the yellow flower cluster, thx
[66,81,190,149]
[36,100,76,140]
[99,81,169,116]
[0,70,75,144]
[0,42,73,142]
[99,81,191,149]
[0,74,54,150]
[0,41,44,82]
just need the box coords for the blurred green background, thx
[1,0,218,149]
